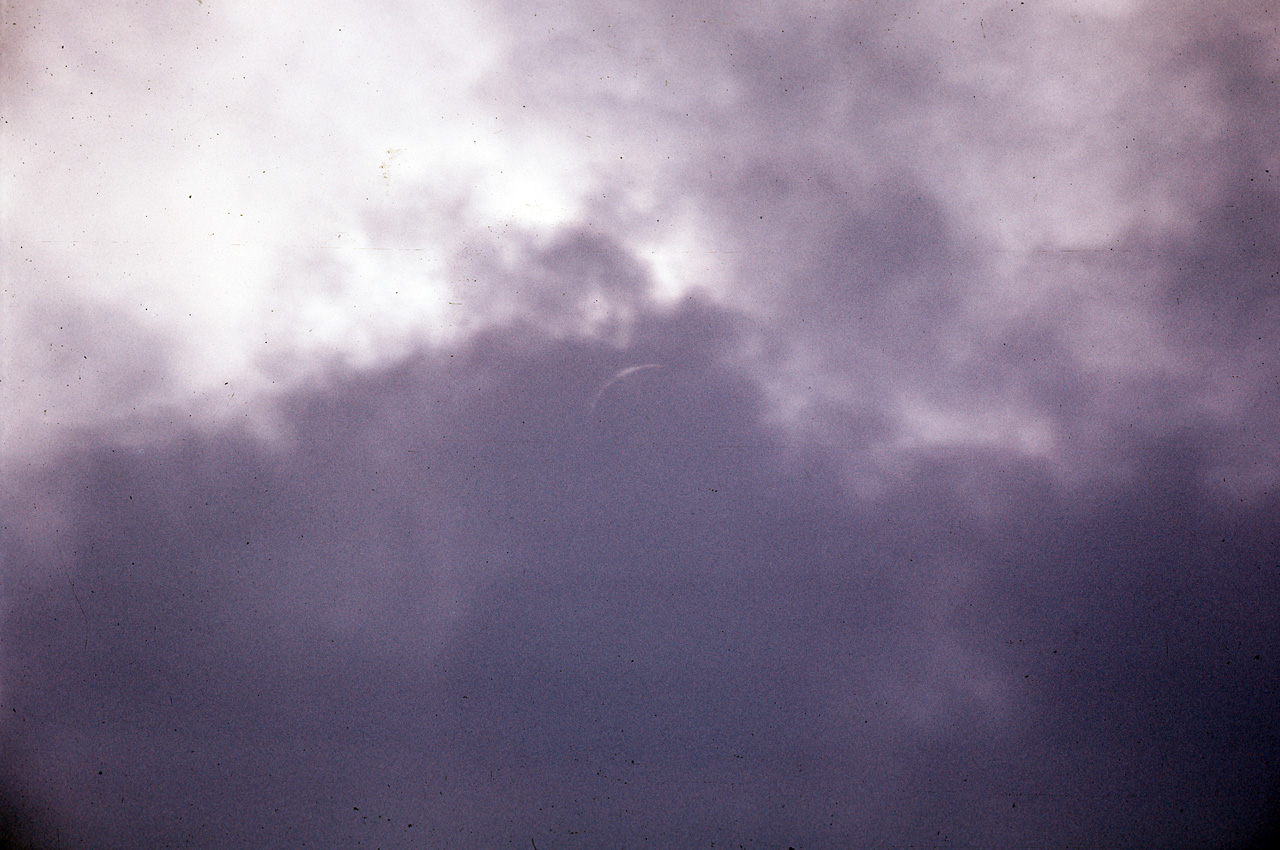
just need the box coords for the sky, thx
[2,0,1279,848]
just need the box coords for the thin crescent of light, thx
[587,363,663,412]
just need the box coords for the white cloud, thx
[4,0,1277,500]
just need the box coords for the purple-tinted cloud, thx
[3,1,1280,848]
[5,302,1280,848]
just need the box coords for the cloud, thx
[7,0,1276,485]
[4,301,1280,848]
[3,0,1279,847]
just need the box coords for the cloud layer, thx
[3,0,1280,847]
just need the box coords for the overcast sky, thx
[3,1,1279,848]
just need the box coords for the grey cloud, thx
[5,298,1280,848]
[0,247,183,464]
[471,0,1280,485]
[5,1,1280,848]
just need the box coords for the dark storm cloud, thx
[5,296,1280,849]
